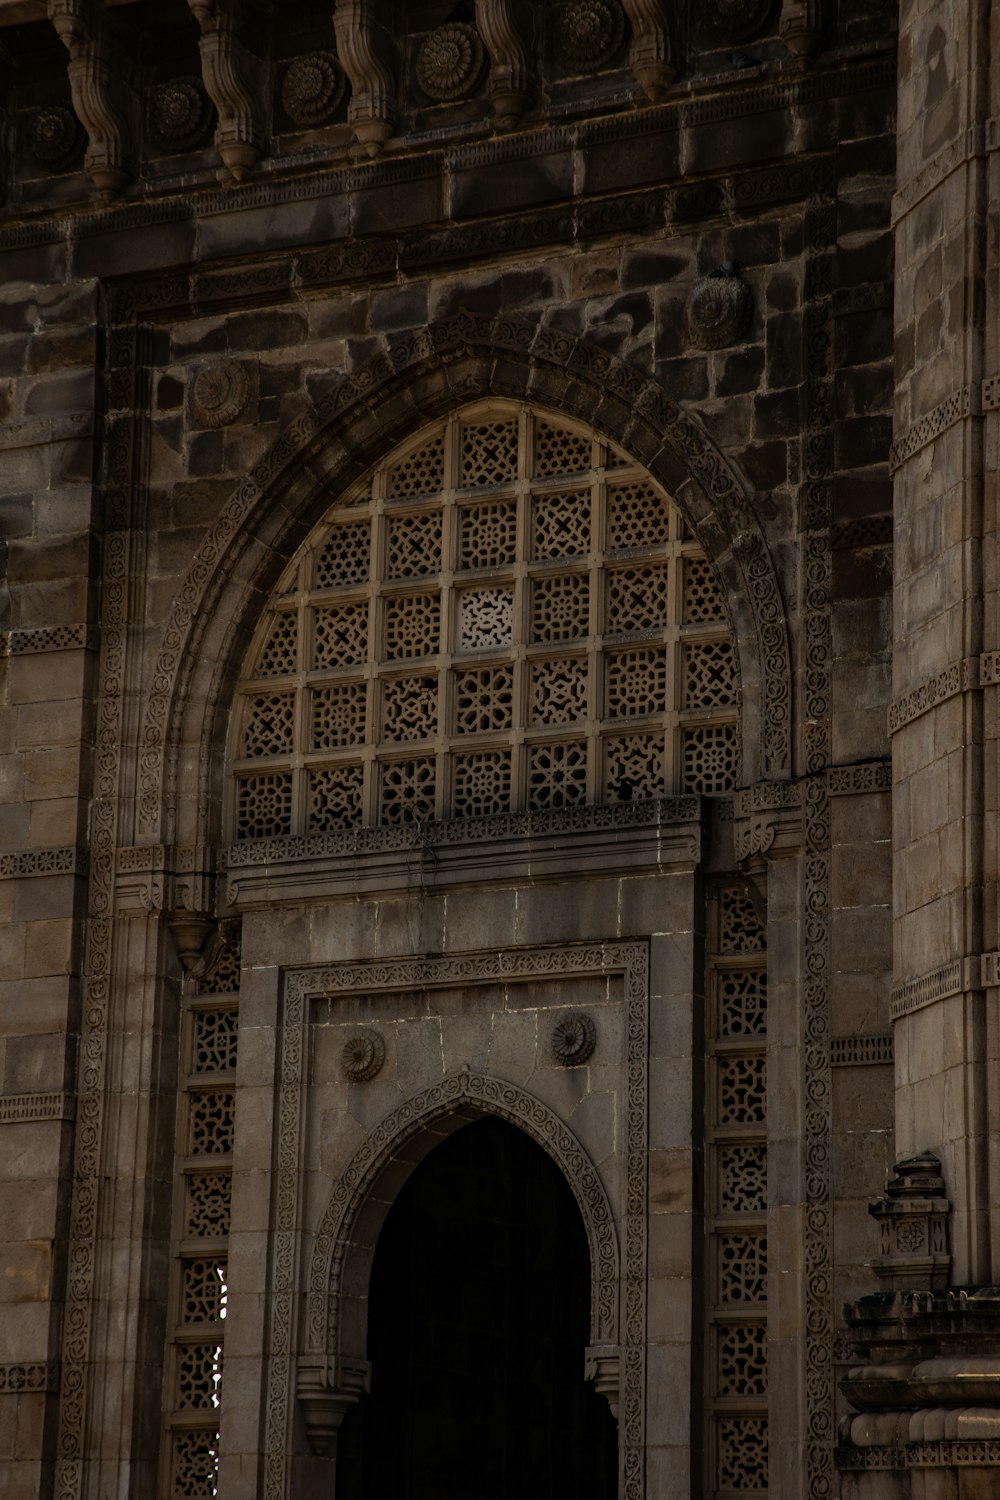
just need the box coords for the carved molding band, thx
[888,658,978,734]
[826,759,891,795]
[0,1363,61,1392]
[891,125,985,225]
[890,959,976,1021]
[0,847,85,879]
[981,375,1000,412]
[1,624,96,657]
[830,1035,893,1067]
[889,386,978,472]
[837,1439,1000,1471]
[0,1092,76,1124]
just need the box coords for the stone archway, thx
[296,1072,621,1456]
[136,309,792,852]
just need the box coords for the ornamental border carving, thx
[0,1092,76,1124]
[891,124,985,226]
[265,942,647,1500]
[0,846,86,879]
[830,1035,893,1067]
[0,624,97,657]
[888,658,978,734]
[800,189,836,1500]
[837,1439,1000,1471]
[889,386,978,472]
[889,959,972,1020]
[0,1362,61,1392]
[135,310,791,847]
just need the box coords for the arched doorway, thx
[336,1114,618,1499]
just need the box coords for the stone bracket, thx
[621,0,676,103]
[733,778,802,863]
[47,0,135,198]
[334,0,397,153]
[187,0,265,180]
[474,0,534,127]
[296,1357,371,1455]
[585,1343,621,1422]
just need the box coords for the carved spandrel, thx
[187,0,264,180]
[333,0,396,155]
[47,0,134,199]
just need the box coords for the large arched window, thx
[229,400,738,841]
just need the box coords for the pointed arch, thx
[302,1071,620,1373]
[137,311,792,847]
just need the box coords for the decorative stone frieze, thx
[889,385,978,471]
[26,103,84,171]
[334,0,397,154]
[47,0,134,197]
[415,22,485,102]
[474,0,534,125]
[190,359,250,428]
[187,0,264,180]
[341,1029,386,1082]
[830,1035,893,1067]
[280,52,346,127]
[553,0,626,72]
[550,1010,597,1066]
[620,0,676,101]
[687,269,753,348]
[148,75,213,153]
[868,1154,951,1291]
[0,1363,61,1392]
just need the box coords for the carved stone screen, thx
[230,401,739,837]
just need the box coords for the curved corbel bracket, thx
[167,911,226,978]
[187,0,264,180]
[585,1344,621,1422]
[333,0,396,156]
[620,0,677,103]
[47,0,134,199]
[474,0,533,127]
[297,1357,371,1455]
[778,0,825,65]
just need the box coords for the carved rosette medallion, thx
[27,105,84,171]
[341,1029,386,1083]
[550,1010,597,1066]
[190,360,251,429]
[554,0,626,71]
[415,22,485,103]
[149,76,213,153]
[687,273,753,349]
[281,52,346,128]
[699,0,773,46]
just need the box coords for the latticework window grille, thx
[164,935,240,1499]
[706,884,768,1496]
[230,402,739,838]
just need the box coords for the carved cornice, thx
[474,0,533,126]
[733,778,803,861]
[0,1362,61,1391]
[620,0,676,102]
[333,0,396,153]
[112,843,214,915]
[889,386,978,472]
[187,0,264,180]
[888,658,978,734]
[0,1093,75,1124]
[47,0,134,199]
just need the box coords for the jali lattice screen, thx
[230,402,739,838]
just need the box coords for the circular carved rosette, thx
[415,22,485,103]
[554,0,626,72]
[281,52,346,128]
[687,274,754,350]
[551,1011,597,1067]
[699,0,774,46]
[190,360,251,429]
[27,105,84,172]
[149,76,213,154]
[341,1028,386,1083]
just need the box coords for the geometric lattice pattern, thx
[172,1429,220,1497]
[707,882,768,1496]
[231,402,738,836]
[191,1008,238,1073]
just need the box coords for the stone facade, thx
[1,0,998,1497]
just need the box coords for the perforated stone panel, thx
[230,402,739,836]
[706,884,768,1497]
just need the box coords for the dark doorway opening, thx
[337,1114,619,1500]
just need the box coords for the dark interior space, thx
[337,1114,619,1500]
